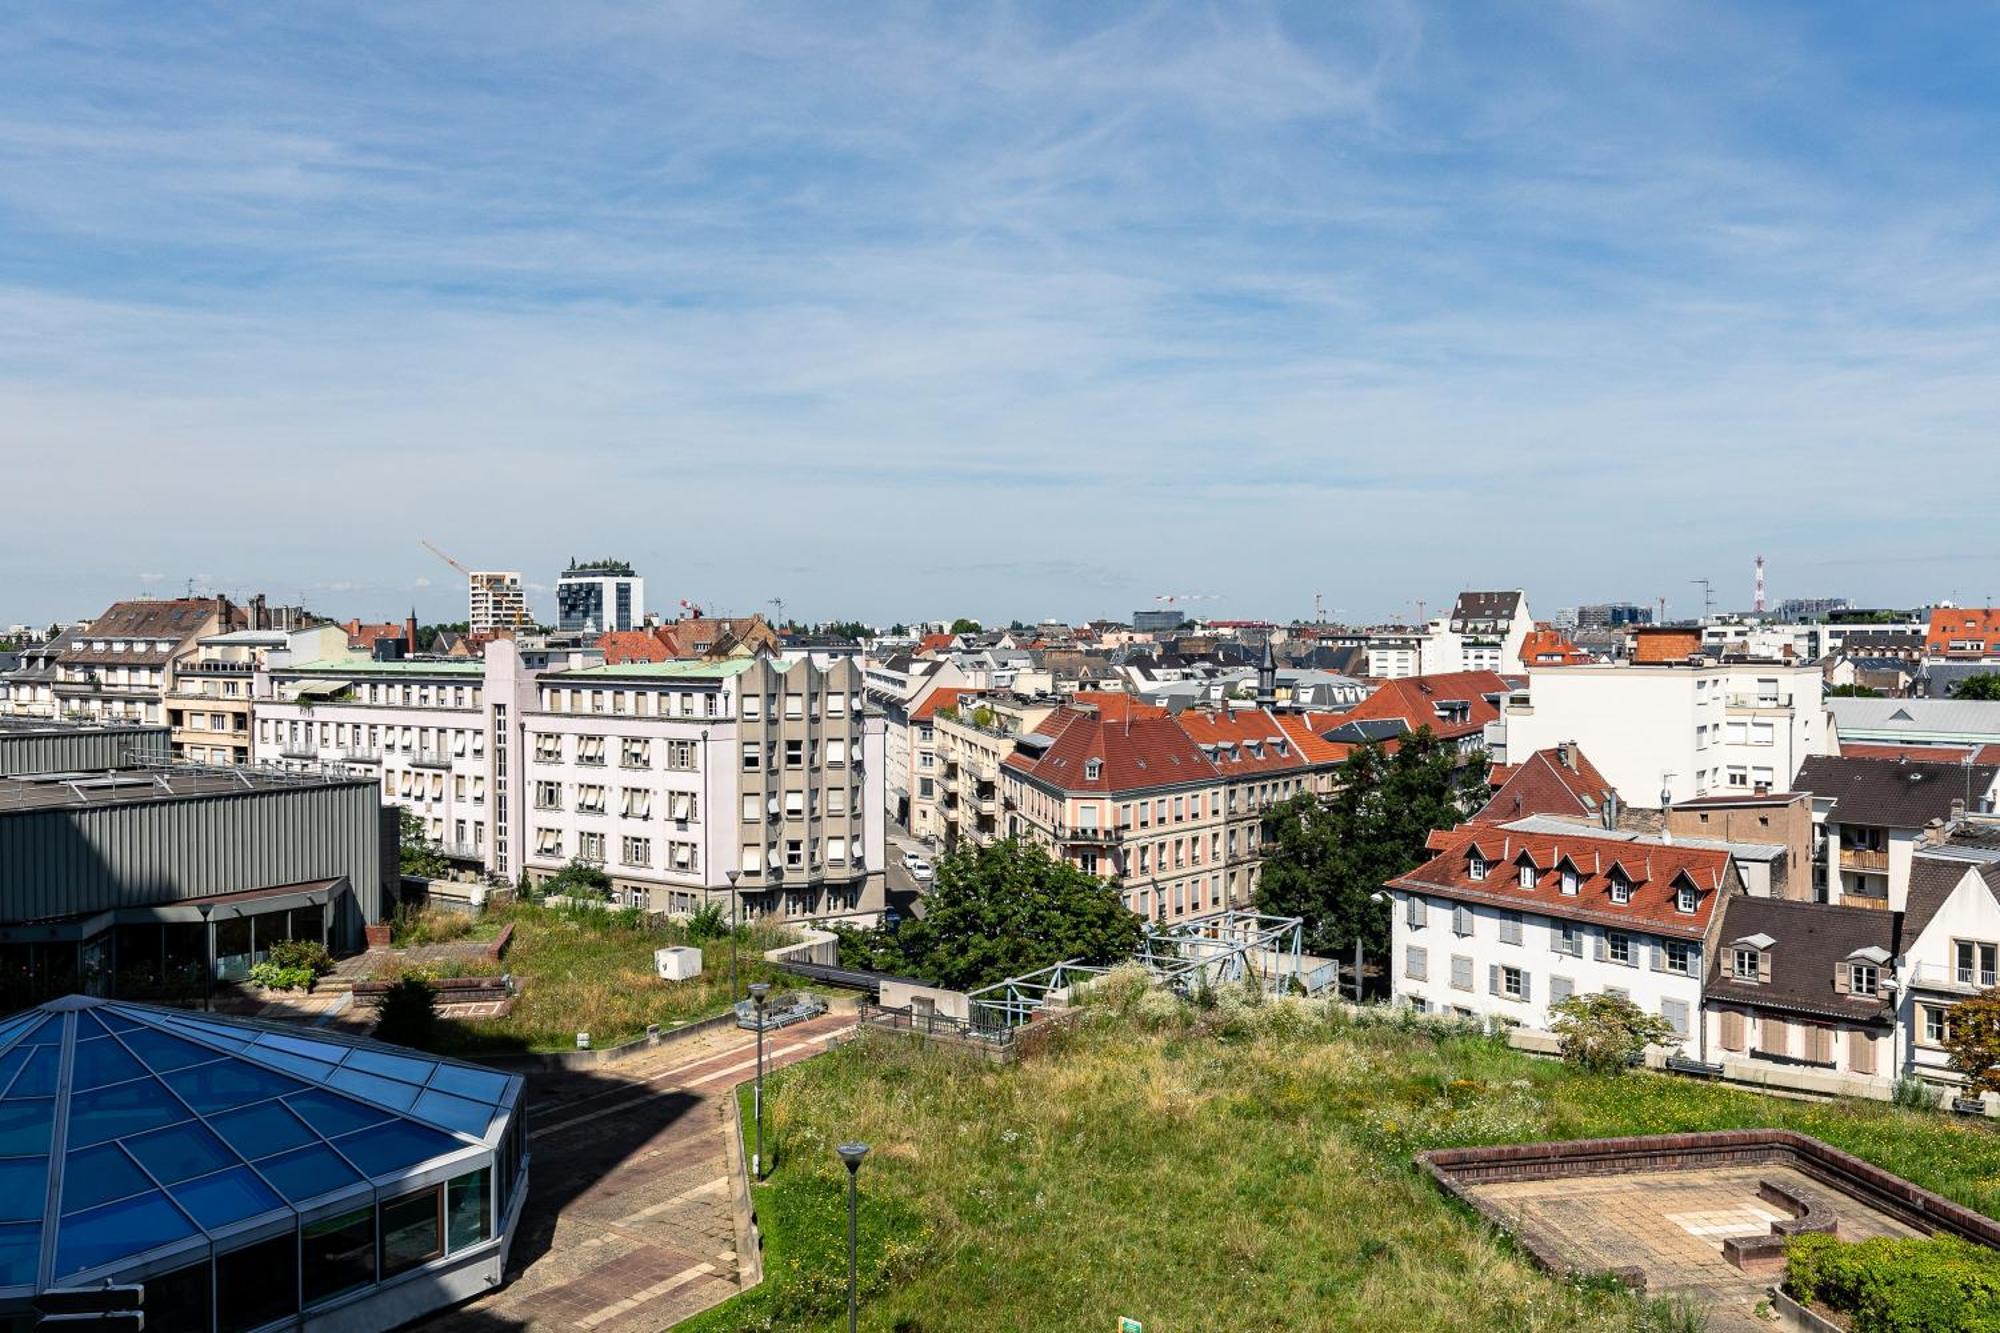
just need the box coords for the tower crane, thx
[419,540,470,576]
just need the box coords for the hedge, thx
[1787,1233,2000,1332]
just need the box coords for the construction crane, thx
[419,540,470,576]
[1155,593,1216,605]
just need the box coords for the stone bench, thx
[1722,1180,1837,1274]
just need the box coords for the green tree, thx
[970,704,996,729]
[397,810,447,879]
[373,976,441,1050]
[1254,731,1486,958]
[1827,683,1882,698]
[1943,988,2000,1100]
[543,858,613,900]
[1549,993,1680,1074]
[893,840,1143,991]
[949,618,982,635]
[1952,673,2000,702]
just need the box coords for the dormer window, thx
[1733,947,1761,982]
[1608,872,1632,905]
[1849,962,1878,996]
[1675,886,1697,914]
[1560,868,1579,896]
[1084,759,1102,781]
[1468,854,1488,882]
[1519,864,1537,889]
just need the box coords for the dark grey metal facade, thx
[0,723,169,777]
[0,778,387,926]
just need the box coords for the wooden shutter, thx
[1488,964,1501,995]
[1808,1024,1833,1065]
[1593,934,1607,962]
[1833,966,1850,996]
[1650,940,1665,972]
[1758,1016,1788,1057]
[1758,950,1773,983]
[1519,972,1532,1004]
[1850,1029,1876,1075]
[1720,1009,1744,1053]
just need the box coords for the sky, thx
[5,2,2000,629]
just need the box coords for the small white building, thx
[1897,852,2000,1094]
[1383,822,1738,1057]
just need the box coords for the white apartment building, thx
[861,652,968,836]
[1364,630,1425,680]
[469,571,528,634]
[1421,590,1533,675]
[1503,657,1830,808]
[523,656,886,923]
[1384,822,1737,1056]
[1899,850,2000,1094]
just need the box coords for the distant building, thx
[1926,607,2000,660]
[468,571,529,634]
[1577,602,1653,629]
[1776,596,1852,620]
[556,558,645,634]
[1133,609,1186,634]
[55,598,238,727]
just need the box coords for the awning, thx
[292,678,351,700]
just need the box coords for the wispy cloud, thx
[3,2,1998,623]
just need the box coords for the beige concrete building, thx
[933,695,1058,853]
[169,625,348,764]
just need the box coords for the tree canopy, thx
[863,840,1141,991]
[1254,730,1487,958]
[1826,683,1881,698]
[1944,988,2000,1099]
[949,618,982,635]
[1952,673,2000,702]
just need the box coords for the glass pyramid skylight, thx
[0,995,521,1291]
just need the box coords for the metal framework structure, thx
[963,909,1312,1033]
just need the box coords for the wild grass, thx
[683,980,2000,1332]
[429,899,801,1054]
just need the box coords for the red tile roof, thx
[1004,711,1218,795]
[916,633,956,656]
[1272,712,1352,765]
[1391,822,1730,940]
[1840,741,2000,767]
[1927,607,2000,657]
[1173,707,1315,776]
[1070,690,1168,722]
[1332,670,1511,741]
[1472,746,1618,824]
[599,629,673,664]
[912,687,969,722]
[1521,627,1592,666]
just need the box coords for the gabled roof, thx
[1329,670,1511,741]
[1070,690,1168,723]
[1520,627,1592,666]
[1703,897,1897,1024]
[1794,754,1998,829]
[1839,741,2000,767]
[598,629,673,665]
[1388,822,1730,939]
[1472,745,1617,824]
[912,688,969,722]
[1003,711,1218,795]
[915,633,956,656]
[1271,712,1351,765]
[60,600,230,666]
[1172,707,1312,776]
[1903,855,2000,947]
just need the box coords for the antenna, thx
[769,597,786,630]
[1690,578,1715,622]
[1753,555,1766,615]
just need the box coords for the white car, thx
[905,857,934,882]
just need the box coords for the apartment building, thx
[1502,652,1829,806]
[932,694,1057,853]
[54,598,236,726]
[1384,822,1738,1056]
[1925,607,2000,660]
[168,625,348,764]
[1425,590,1533,674]
[1794,754,1998,908]
[1898,846,2000,1093]
[1173,706,1321,906]
[0,629,76,718]
[469,571,528,634]
[861,652,968,837]
[555,558,645,633]
[523,656,885,923]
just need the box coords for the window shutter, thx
[1720,1009,1744,1052]
[1593,934,1607,963]
[1549,976,1573,1005]
[1519,972,1532,1004]
[1809,1024,1833,1065]
[1833,966,1850,996]
[1759,1017,1788,1057]
[1758,951,1772,983]
[1850,1030,1876,1075]
[1650,941,1665,972]
[1488,964,1500,996]
[1662,999,1689,1038]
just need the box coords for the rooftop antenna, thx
[1753,555,1766,615]
[769,596,786,630]
[1690,578,1715,623]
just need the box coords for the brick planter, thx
[352,975,510,1008]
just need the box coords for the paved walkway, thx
[421,1010,856,1332]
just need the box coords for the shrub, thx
[373,976,441,1049]
[247,961,316,992]
[1547,992,1678,1075]
[1893,1076,1945,1111]
[1788,1233,2000,1333]
[685,902,728,944]
[390,903,473,948]
[267,938,332,977]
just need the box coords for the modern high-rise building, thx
[468,571,528,634]
[1577,602,1654,629]
[555,559,644,634]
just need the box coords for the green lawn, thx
[679,973,2000,1333]
[417,900,805,1055]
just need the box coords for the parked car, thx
[906,857,934,881]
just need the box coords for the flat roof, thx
[0,719,165,738]
[0,764,375,814]
[280,658,487,676]
[546,659,754,680]
[198,629,291,646]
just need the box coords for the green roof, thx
[549,659,754,680]
[282,658,488,676]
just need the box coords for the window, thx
[1548,975,1574,1005]
[1923,1004,1952,1046]
[622,836,652,867]
[1663,940,1693,975]
[1449,954,1473,991]
[785,738,804,768]
[534,827,562,856]
[743,742,762,773]
[576,784,606,814]
[303,1204,375,1307]
[1609,872,1632,905]
[1499,912,1523,946]
[1849,963,1877,996]
[577,735,605,766]
[1559,867,1579,895]
[1498,965,1525,999]
[1556,921,1582,957]
[1406,895,1426,930]
[621,738,650,768]
[1956,940,1998,988]
[448,1168,491,1253]
[622,788,653,820]
[578,831,606,861]
[1607,933,1633,966]
[1675,886,1697,914]
[1518,863,1537,889]
[1661,999,1690,1039]
[379,1183,443,1279]
[218,1231,299,1333]
[785,839,804,869]
[742,844,762,873]
[742,693,761,720]
[1468,854,1487,881]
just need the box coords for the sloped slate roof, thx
[1703,896,1896,1024]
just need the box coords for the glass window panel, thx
[145,1260,213,1333]
[447,1168,491,1252]
[342,1048,436,1085]
[75,1012,111,1039]
[65,1080,186,1148]
[0,1015,39,1049]
[424,1064,512,1104]
[0,1158,45,1222]
[216,1231,298,1333]
[249,1049,339,1084]
[378,1184,442,1279]
[0,1100,53,1155]
[284,1089,391,1139]
[162,1059,308,1114]
[119,1027,228,1073]
[0,1222,39,1286]
[61,1144,151,1214]
[125,1121,236,1185]
[302,1204,374,1307]
[413,1089,495,1138]
[54,1190,197,1278]
[255,1142,361,1203]
[169,1166,284,1230]
[71,1037,146,1092]
[8,1046,61,1098]
[209,1101,316,1160]
[155,1016,255,1050]
[331,1120,463,1176]
[18,1015,62,1045]
[327,1067,421,1111]
[0,1047,32,1097]
[252,1032,350,1065]
[93,1009,146,1033]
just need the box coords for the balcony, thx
[410,750,454,770]
[1055,824,1119,845]
[340,746,383,763]
[974,793,998,816]
[1839,846,1891,874]
[278,743,318,760]
[438,842,485,862]
[1726,693,1793,710]
[1905,962,1996,995]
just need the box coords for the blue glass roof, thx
[0,996,522,1289]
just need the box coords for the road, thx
[883,823,931,921]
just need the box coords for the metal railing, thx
[1906,962,1997,993]
[859,1001,1018,1046]
[1725,693,1793,709]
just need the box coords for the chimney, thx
[1557,740,1574,772]
[1603,790,1618,831]
[406,608,419,654]
[250,593,268,630]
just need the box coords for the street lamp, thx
[836,1141,870,1333]
[725,869,741,998]
[196,903,214,1013]
[749,981,770,1180]
[1363,891,1389,1004]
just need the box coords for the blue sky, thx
[5,2,2000,628]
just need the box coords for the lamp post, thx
[1364,891,1388,1004]
[836,1141,870,1333]
[725,869,740,999]
[749,981,770,1180]
[196,903,214,1013]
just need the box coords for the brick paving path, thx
[420,1010,856,1332]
